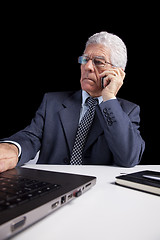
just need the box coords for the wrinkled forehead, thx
[84,43,111,61]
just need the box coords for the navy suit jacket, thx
[6,90,145,167]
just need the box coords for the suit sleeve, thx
[1,94,48,165]
[96,99,145,167]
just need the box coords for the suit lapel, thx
[59,90,82,154]
[59,92,104,155]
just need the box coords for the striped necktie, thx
[70,97,98,165]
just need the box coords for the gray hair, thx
[85,31,127,70]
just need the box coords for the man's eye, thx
[94,60,105,66]
[82,57,89,64]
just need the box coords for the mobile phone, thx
[101,76,111,89]
[101,76,106,89]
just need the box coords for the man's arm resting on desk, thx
[0,142,19,172]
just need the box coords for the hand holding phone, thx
[100,68,125,101]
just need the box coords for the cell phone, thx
[101,76,106,89]
[101,76,111,89]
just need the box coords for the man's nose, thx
[84,60,94,72]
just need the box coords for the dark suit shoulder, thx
[41,91,82,111]
[43,91,76,106]
[117,97,140,114]
[44,91,75,101]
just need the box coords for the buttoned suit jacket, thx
[6,90,145,167]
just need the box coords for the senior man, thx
[0,31,145,172]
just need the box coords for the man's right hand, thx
[0,143,19,173]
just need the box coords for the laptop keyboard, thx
[0,172,61,211]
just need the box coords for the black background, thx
[0,3,159,164]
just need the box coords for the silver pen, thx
[143,175,160,182]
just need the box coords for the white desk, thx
[12,165,160,240]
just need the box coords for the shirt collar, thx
[82,90,103,106]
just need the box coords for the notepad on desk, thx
[115,170,160,196]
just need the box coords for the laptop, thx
[0,167,96,240]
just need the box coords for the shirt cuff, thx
[104,97,116,102]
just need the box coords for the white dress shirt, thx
[79,90,103,122]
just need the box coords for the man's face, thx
[80,44,112,97]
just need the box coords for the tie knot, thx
[86,97,98,108]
